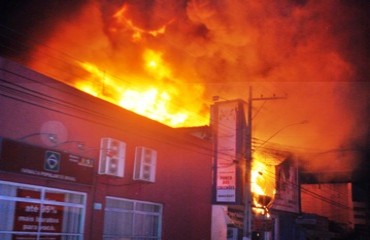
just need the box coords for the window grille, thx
[0,181,86,240]
[103,197,162,240]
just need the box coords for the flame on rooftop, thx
[22,0,368,177]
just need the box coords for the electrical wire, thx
[0,65,245,164]
[0,78,214,158]
[253,160,355,214]
[0,25,359,214]
[1,24,284,153]
[0,24,211,125]
[0,77,357,218]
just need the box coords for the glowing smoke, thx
[1,0,369,175]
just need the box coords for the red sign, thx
[0,138,94,184]
[13,189,64,240]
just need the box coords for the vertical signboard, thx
[212,100,246,204]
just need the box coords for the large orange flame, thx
[24,0,368,180]
[251,153,276,215]
[73,47,206,127]
[111,4,168,42]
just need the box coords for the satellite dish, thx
[40,120,68,146]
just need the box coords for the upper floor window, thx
[103,197,162,240]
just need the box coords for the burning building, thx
[0,0,368,148]
[0,0,369,239]
[210,98,302,240]
[0,57,213,240]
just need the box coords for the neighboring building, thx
[351,182,370,239]
[300,182,369,239]
[269,157,302,240]
[0,57,213,240]
[352,200,368,236]
[301,183,353,227]
[295,213,332,240]
[209,99,303,240]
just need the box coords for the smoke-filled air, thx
[1,0,369,178]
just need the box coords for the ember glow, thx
[27,1,210,127]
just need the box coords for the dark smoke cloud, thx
[1,1,369,83]
[0,0,88,61]
[0,0,369,180]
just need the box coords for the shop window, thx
[0,181,86,240]
[103,197,162,240]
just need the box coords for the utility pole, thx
[243,86,286,240]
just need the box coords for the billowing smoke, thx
[0,0,369,177]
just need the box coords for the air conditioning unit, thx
[133,146,157,183]
[98,137,126,177]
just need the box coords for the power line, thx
[1,77,357,222]
[253,160,354,212]
[0,24,211,126]
[0,55,357,220]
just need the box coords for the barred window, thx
[0,181,86,240]
[103,197,162,240]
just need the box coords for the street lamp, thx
[254,120,308,151]
[243,86,307,240]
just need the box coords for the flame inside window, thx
[251,154,276,215]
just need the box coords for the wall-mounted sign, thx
[0,138,94,185]
[44,151,61,172]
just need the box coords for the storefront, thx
[0,137,92,239]
[0,137,165,240]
